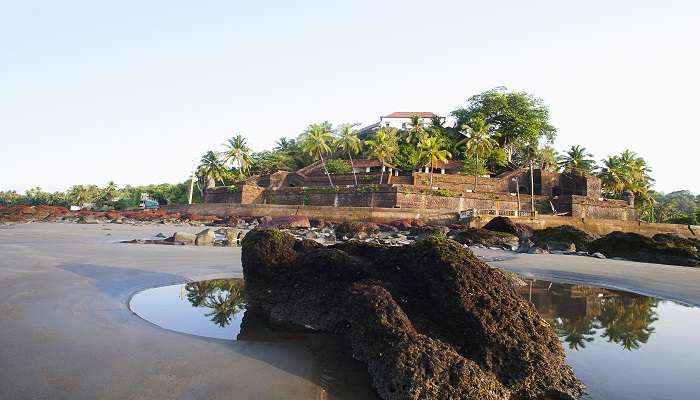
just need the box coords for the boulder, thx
[589,231,699,267]
[483,216,535,239]
[451,228,519,249]
[653,233,700,252]
[77,215,100,224]
[334,221,379,241]
[532,225,598,252]
[241,229,583,400]
[409,225,449,239]
[260,215,311,229]
[388,219,413,231]
[171,231,196,245]
[224,229,241,246]
[195,229,216,246]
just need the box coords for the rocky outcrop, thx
[334,221,380,241]
[483,216,535,239]
[409,225,449,239]
[589,231,700,267]
[652,233,700,252]
[241,229,583,400]
[531,225,598,252]
[450,228,519,249]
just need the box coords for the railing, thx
[459,209,537,220]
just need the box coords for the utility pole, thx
[188,160,196,205]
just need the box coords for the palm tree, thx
[558,145,596,176]
[404,114,427,144]
[197,151,229,193]
[418,136,451,187]
[461,116,496,192]
[365,128,399,184]
[599,150,654,197]
[300,122,336,187]
[335,123,363,186]
[223,134,253,177]
[536,145,559,172]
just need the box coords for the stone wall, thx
[569,195,636,221]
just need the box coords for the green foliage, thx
[558,145,596,176]
[222,134,253,177]
[451,87,556,162]
[393,142,421,171]
[432,188,454,197]
[325,158,351,174]
[651,190,699,224]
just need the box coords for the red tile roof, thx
[382,112,441,119]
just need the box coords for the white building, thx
[358,111,445,138]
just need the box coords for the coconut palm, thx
[599,150,654,197]
[553,316,597,350]
[222,134,253,177]
[335,123,363,186]
[558,145,596,176]
[197,151,229,191]
[418,136,451,187]
[461,116,496,192]
[536,145,560,172]
[404,114,427,144]
[365,128,399,184]
[300,122,337,187]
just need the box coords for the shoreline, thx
[2,222,700,399]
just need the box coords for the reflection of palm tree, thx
[553,316,596,350]
[596,297,658,350]
[185,279,246,327]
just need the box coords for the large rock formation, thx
[590,231,699,267]
[241,229,583,400]
[483,216,535,239]
[531,225,598,252]
[450,228,519,249]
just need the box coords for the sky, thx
[1,0,699,194]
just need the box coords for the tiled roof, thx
[382,112,441,119]
[421,160,463,170]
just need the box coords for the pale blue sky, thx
[2,0,698,193]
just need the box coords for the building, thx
[358,111,445,138]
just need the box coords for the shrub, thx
[432,188,453,197]
[325,159,351,174]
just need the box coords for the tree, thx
[393,142,422,171]
[535,145,559,172]
[335,123,363,186]
[460,116,496,192]
[451,87,556,162]
[599,150,654,197]
[222,134,253,177]
[300,122,336,187]
[197,151,229,194]
[404,114,428,145]
[365,128,399,184]
[558,145,596,176]
[418,136,452,187]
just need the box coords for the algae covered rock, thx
[532,225,598,252]
[590,231,699,267]
[451,228,519,249]
[334,221,380,240]
[409,225,449,239]
[483,216,535,239]
[241,228,584,400]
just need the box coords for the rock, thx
[653,233,700,252]
[77,215,100,224]
[154,232,166,238]
[334,221,379,241]
[171,231,196,245]
[452,228,519,249]
[589,231,699,267]
[531,225,598,252]
[517,238,535,253]
[260,215,311,229]
[388,219,413,231]
[527,246,547,254]
[241,229,583,400]
[483,216,535,239]
[309,219,329,229]
[409,225,449,239]
[591,252,606,259]
[304,231,318,239]
[195,229,216,246]
[223,229,241,246]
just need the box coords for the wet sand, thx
[2,223,700,399]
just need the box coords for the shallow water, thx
[130,278,700,400]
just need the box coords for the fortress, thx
[203,159,637,221]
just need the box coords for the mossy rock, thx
[451,228,519,249]
[589,231,699,267]
[334,221,380,240]
[532,225,597,252]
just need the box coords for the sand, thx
[1,222,699,399]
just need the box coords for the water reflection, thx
[185,279,246,327]
[518,281,659,351]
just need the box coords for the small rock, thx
[195,229,216,246]
[592,252,606,259]
[172,231,196,245]
[154,232,166,238]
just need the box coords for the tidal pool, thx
[130,278,700,400]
